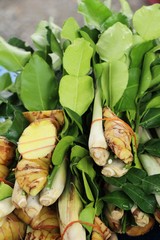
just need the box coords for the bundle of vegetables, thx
[0,0,160,239]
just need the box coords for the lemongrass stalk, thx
[39,159,67,206]
[12,180,27,208]
[24,194,42,219]
[139,127,160,206]
[131,204,149,227]
[88,87,109,166]
[101,158,128,177]
[0,197,15,219]
[58,176,86,240]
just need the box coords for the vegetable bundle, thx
[0,0,160,239]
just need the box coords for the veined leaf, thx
[59,75,94,116]
[133,4,160,40]
[52,136,75,165]
[78,0,112,30]
[103,190,134,210]
[80,206,95,233]
[63,38,93,76]
[123,183,156,213]
[140,108,160,128]
[115,68,141,112]
[126,167,147,185]
[100,61,128,109]
[20,54,58,111]
[142,174,160,194]
[96,22,133,61]
[82,171,94,202]
[61,17,80,42]
[145,95,160,110]
[143,139,160,157]
[77,156,96,181]
[0,36,31,71]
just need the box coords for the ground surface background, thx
[0,0,148,44]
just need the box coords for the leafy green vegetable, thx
[133,4,160,40]
[59,38,94,116]
[63,38,93,76]
[142,174,160,194]
[0,36,31,71]
[78,0,112,30]
[0,182,13,201]
[61,17,80,42]
[100,61,129,109]
[20,54,58,111]
[103,190,134,210]
[96,22,133,61]
[140,138,160,157]
[52,136,75,165]
[122,183,156,213]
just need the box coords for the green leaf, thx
[126,167,147,185]
[61,17,80,42]
[100,61,129,109]
[0,119,12,135]
[31,20,49,50]
[138,51,156,98]
[115,68,141,112]
[82,171,94,202]
[146,95,160,110]
[4,110,29,143]
[0,73,12,91]
[80,206,95,233]
[52,136,75,165]
[63,38,93,76]
[71,145,88,160]
[78,0,112,30]
[96,22,133,61]
[77,156,96,180]
[140,108,160,128]
[0,36,31,71]
[133,4,160,40]
[101,12,129,31]
[103,190,134,210]
[143,139,160,157]
[20,54,58,111]
[64,107,83,133]
[130,41,154,68]
[59,75,94,116]
[0,182,13,201]
[103,175,126,188]
[142,174,160,194]
[122,183,156,213]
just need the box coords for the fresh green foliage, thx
[96,22,133,61]
[78,0,112,30]
[99,61,129,109]
[0,182,13,201]
[59,38,94,116]
[103,190,134,210]
[133,4,160,40]
[20,54,58,111]
[61,17,80,42]
[0,37,31,71]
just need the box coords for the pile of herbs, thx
[0,0,160,238]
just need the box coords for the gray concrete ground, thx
[0,0,148,44]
